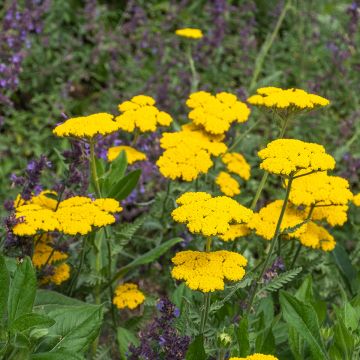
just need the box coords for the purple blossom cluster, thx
[128,298,190,360]
[0,0,49,108]
[263,257,286,283]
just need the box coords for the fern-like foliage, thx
[94,344,111,360]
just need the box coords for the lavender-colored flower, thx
[263,257,286,283]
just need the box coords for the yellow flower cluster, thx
[14,196,122,236]
[116,95,172,132]
[311,205,348,226]
[175,28,203,39]
[248,200,307,240]
[289,172,353,206]
[230,354,278,360]
[222,152,251,180]
[32,236,70,285]
[216,171,240,197]
[53,113,120,139]
[113,283,145,310]
[171,250,247,292]
[298,222,336,251]
[247,87,329,110]
[186,91,250,135]
[107,145,147,164]
[352,193,360,206]
[172,192,253,236]
[219,224,250,242]
[156,125,227,181]
[15,190,58,210]
[258,139,335,176]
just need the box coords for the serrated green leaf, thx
[258,267,302,294]
[34,290,83,307]
[237,316,250,357]
[117,326,138,360]
[108,169,141,200]
[0,255,9,322]
[288,326,305,360]
[186,335,206,360]
[11,313,55,333]
[329,316,354,360]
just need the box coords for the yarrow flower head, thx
[229,354,279,360]
[113,283,145,310]
[53,113,120,139]
[298,222,336,251]
[218,224,250,242]
[311,205,349,226]
[171,250,247,292]
[116,95,172,133]
[353,193,360,206]
[222,152,251,180]
[175,28,203,39]
[215,171,240,197]
[258,139,335,176]
[247,87,329,114]
[186,91,250,135]
[107,145,147,164]
[172,192,253,236]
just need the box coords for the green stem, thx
[161,180,171,218]
[228,118,262,152]
[186,45,199,92]
[89,140,102,198]
[107,237,118,329]
[246,173,294,313]
[68,235,87,296]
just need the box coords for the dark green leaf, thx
[8,257,36,323]
[336,302,359,332]
[186,335,206,360]
[108,150,127,184]
[108,169,141,200]
[236,316,250,357]
[329,316,354,360]
[117,326,138,360]
[34,290,84,308]
[0,256,9,322]
[288,326,305,360]
[11,313,55,333]
[31,351,84,360]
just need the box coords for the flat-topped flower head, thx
[116,95,172,133]
[222,152,251,180]
[171,250,247,292]
[172,192,253,236]
[258,139,335,176]
[298,222,336,251]
[248,200,307,240]
[156,125,227,181]
[219,224,250,242]
[216,171,240,197]
[175,28,203,39]
[113,283,145,310]
[289,172,353,206]
[230,354,278,360]
[311,205,348,226]
[53,113,120,139]
[353,193,360,206]
[247,87,329,114]
[186,91,250,135]
[14,190,58,210]
[13,196,122,236]
[107,145,147,164]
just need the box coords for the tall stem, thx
[246,173,294,313]
[186,45,199,92]
[89,140,102,198]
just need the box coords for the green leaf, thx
[329,316,354,360]
[31,351,84,360]
[288,326,304,360]
[8,257,36,323]
[11,313,55,333]
[258,267,302,294]
[336,302,359,332]
[236,316,250,357]
[34,290,84,307]
[279,291,328,360]
[108,150,127,184]
[0,256,9,322]
[255,312,275,354]
[108,169,141,200]
[117,326,138,360]
[186,335,206,360]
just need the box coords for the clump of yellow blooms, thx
[15,190,58,210]
[222,152,251,180]
[116,95,172,133]
[352,192,360,206]
[258,139,335,176]
[247,87,329,111]
[14,196,122,236]
[186,91,250,135]
[175,28,203,39]
[248,200,307,240]
[32,236,70,285]
[219,224,250,242]
[289,172,353,206]
[107,145,147,164]
[172,192,253,236]
[113,283,145,310]
[156,125,227,181]
[298,222,336,251]
[229,354,278,360]
[215,171,240,197]
[310,205,349,226]
[53,113,120,139]
[171,250,247,292]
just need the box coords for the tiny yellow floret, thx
[175,28,203,39]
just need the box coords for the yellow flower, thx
[311,205,349,226]
[298,222,336,251]
[222,152,251,180]
[247,87,329,111]
[171,250,247,292]
[289,172,353,206]
[219,224,250,242]
[172,192,253,236]
[156,125,227,181]
[353,193,360,206]
[215,171,240,197]
[229,354,278,360]
[53,113,120,139]
[107,145,147,164]
[44,263,71,286]
[186,91,250,135]
[175,28,203,39]
[258,139,335,176]
[248,200,307,240]
[116,95,172,132]
[14,190,58,210]
[113,283,145,310]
